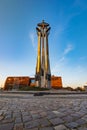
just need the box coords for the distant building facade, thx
[4,76,62,90]
[51,75,62,88]
[84,85,87,91]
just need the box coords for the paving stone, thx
[23,128,38,130]
[24,120,40,129]
[0,115,4,121]
[82,115,87,121]
[15,117,22,123]
[78,127,87,130]
[70,128,77,130]
[40,118,51,127]
[40,112,47,117]
[0,112,3,116]
[47,114,57,120]
[5,115,12,119]
[39,127,54,130]
[70,113,82,120]
[52,111,60,115]
[22,112,29,116]
[32,114,41,119]
[4,111,12,116]
[65,122,79,129]
[13,113,21,118]
[75,118,86,126]
[30,111,38,114]
[50,117,64,125]
[1,118,14,123]
[23,115,32,123]
[52,111,66,118]
[14,123,23,130]
[54,124,69,130]
[62,116,73,123]
[0,123,14,130]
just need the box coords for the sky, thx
[0,0,87,88]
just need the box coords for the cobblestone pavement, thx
[0,93,87,130]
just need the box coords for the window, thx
[31,79,35,83]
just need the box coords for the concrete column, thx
[45,31,51,88]
[35,31,41,87]
[37,32,41,73]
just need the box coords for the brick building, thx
[4,76,62,90]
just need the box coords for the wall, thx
[4,76,62,90]
[51,76,62,88]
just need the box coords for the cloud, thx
[59,56,65,63]
[63,44,73,55]
[51,1,87,87]
[29,31,37,51]
[51,43,74,86]
[80,56,87,60]
[51,59,87,88]
[51,57,67,75]
[53,0,87,43]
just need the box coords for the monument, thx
[35,20,51,88]
[4,21,63,90]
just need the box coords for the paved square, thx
[0,93,87,130]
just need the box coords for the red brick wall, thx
[4,76,63,90]
[51,76,62,88]
[4,77,30,90]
